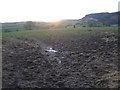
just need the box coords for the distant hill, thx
[2,20,80,32]
[2,12,119,32]
[78,12,119,27]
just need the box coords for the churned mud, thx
[2,29,119,88]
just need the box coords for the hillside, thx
[79,12,119,27]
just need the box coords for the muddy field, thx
[2,27,119,88]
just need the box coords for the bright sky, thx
[0,0,119,22]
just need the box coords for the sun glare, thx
[45,19,63,23]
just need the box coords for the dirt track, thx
[2,29,119,88]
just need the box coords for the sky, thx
[0,0,119,22]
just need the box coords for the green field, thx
[3,26,118,38]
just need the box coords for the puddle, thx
[45,47,58,53]
[45,47,61,64]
